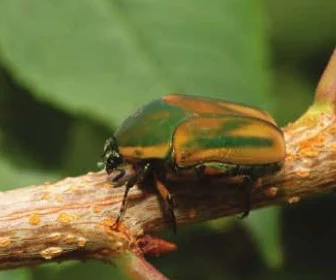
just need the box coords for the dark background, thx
[0,0,335,279]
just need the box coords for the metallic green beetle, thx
[102,94,286,232]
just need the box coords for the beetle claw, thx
[112,168,126,182]
[239,209,250,219]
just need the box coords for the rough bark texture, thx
[0,48,336,275]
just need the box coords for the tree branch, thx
[1,48,336,274]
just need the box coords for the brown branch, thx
[1,48,336,273]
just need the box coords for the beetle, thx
[101,94,286,232]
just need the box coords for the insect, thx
[101,94,286,232]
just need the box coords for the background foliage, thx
[0,0,335,279]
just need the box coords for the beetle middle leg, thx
[154,175,177,234]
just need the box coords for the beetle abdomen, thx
[173,115,285,168]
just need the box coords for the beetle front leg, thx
[114,163,152,228]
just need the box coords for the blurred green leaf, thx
[0,68,74,171]
[255,269,336,280]
[153,222,261,280]
[0,0,269,126]
[282,196,336,270]
[0,156,58,190]
[270,67,314,125]
[206,216,234,231]
[61,118,112,176]
[0,269,31,280]
[264,0,336,60]
[244,207,283,269]
[32,261,127,280]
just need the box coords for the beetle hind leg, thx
[194,165,206,180]
[238,176,254,219]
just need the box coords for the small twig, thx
[0,48,335,276]
[315,48,336,107]
[117,254,170,280]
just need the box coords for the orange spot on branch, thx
[0,237,11,248]
[29,213,41,225]
[57,213,78,224]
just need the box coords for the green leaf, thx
[61,118,112,176]
[270,67,314,125]
[32,261,127,280]
[264,0,336,59]
[0,156,59,191]
[0,269,31,280]
[244,207,283,269]
[0,0,269,126]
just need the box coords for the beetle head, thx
[102,136,123,174]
